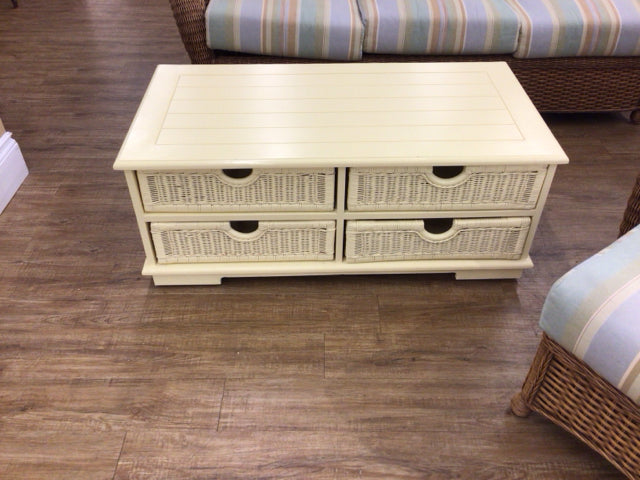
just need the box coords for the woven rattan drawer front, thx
[151,220,336,264]
[345,217,531,263]
[347,166,547,211]
[138,168,335,212]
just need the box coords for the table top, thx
[113,62,568,170]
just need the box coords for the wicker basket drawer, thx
[345,217,531,263]
[138,168,335,212]
[347,166,547,211]
[151,220,336,264]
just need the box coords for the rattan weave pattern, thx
[138,169,335,212]
[151,220,336,263]
[169,0,214,64]
[509,57,640,113]
[620,174,640,237]
[345,217,531,263]
[347,166,547,211]
[516,334,640,480]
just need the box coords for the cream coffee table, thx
[114,63,568,286]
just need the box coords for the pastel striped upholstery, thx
[507,0,640,58]
[205,0,364,60]
[356,0,521,55]
[540,225,640,405]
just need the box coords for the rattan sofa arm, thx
[619,173,640,237]
[169,0,214,64]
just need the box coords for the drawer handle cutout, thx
[230,220,259,234]
[431,166,465,179]
[423,218,454,235]
[222,168,253,179]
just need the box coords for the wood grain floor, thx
[1,1,639,479]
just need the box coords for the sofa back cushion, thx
[357,0,521,55]
[507,0,640,58]
[205,0,364,60]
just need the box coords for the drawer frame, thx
[114,63,569,286]
[125,165,557,285]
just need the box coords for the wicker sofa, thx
[511,174,640,480]
[169,0,640,121]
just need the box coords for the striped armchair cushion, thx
[205,0,364,60]
[507,0,640,58]
[356,0,521,55]
[540,225,640,405]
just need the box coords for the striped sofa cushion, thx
[356,0,521,55]
[205,0,364,60]
[507,0,640,58]
[540,225,640,405]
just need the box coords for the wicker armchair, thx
[168,0,640,120]
[511,174,640,480]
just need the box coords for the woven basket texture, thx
[151,220,335,263]
[345,217,531,263]
[139,169,335,212]
[347,166,547,211]
[520,334,640,480]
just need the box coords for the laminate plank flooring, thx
[1,1,639,479]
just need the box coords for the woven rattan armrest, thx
[169,0,214,64]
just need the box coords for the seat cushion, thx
[507,0,640,58]
[540,225,640,405]
[205,0,364,60]
[357,0,521,55]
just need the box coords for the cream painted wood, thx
[114,63,568,286]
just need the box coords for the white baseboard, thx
[0,132,29,214]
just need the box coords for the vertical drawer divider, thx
[334,167,347,262]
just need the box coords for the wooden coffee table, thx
[114,62,568,285]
